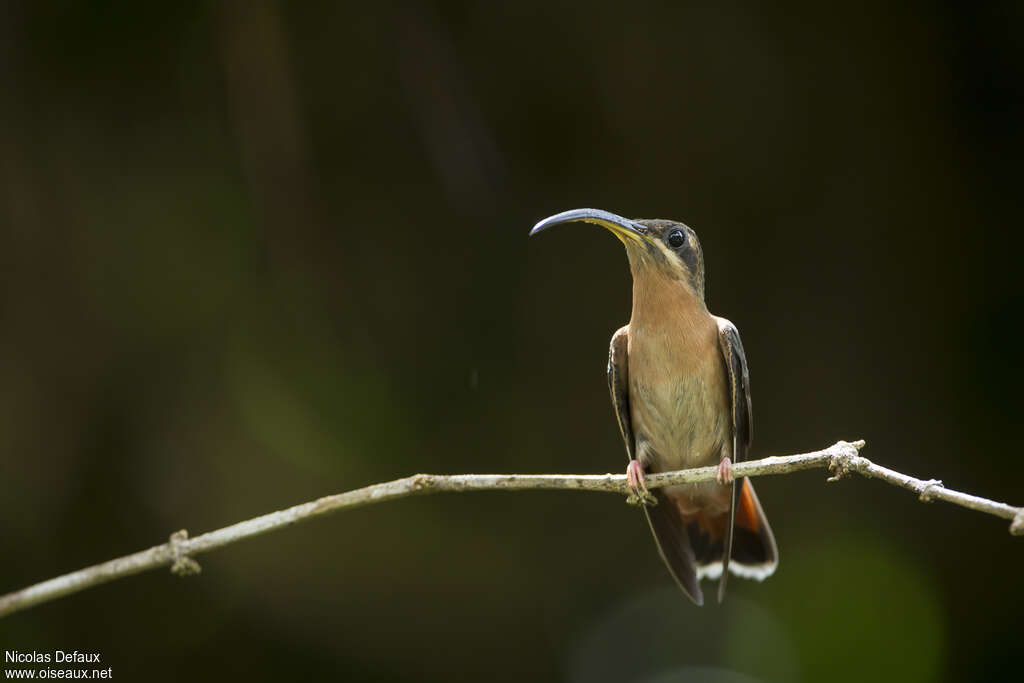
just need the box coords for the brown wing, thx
[607,325,635,461]
[715,317,753,602]
[608,325,703,605]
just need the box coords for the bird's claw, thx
[716,457,734,485]
[625,460,657,507]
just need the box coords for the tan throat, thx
[628,265,711,338]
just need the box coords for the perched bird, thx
[530,208,777,605]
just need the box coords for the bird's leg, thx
[716,457,734,485]
[625,459,658,506]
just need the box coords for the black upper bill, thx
[529,208,647,243]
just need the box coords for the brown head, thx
[529,208,707,303]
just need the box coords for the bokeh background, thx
[2,1,1022,681]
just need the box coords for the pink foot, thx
[716,457,734,485]
[625,460,657,506]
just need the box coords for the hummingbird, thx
[530,208,778,605]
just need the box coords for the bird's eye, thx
[667,229,686,249]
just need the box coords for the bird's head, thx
[529,208,706,302]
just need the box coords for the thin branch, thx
[1,439,1020,618]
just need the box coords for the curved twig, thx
[0,439,1019,618]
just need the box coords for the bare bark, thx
[1,439,1019,618]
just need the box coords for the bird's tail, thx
[644,479,777,606]
[690,478,778,583]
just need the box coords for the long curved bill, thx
[529,208,648,244]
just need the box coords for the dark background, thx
[2,2,1022,681]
